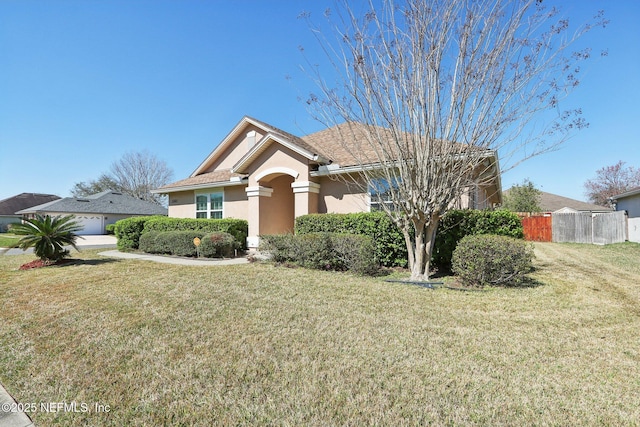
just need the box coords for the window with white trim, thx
[195,192,224,219]
[369,177,400,212]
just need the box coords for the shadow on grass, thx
[53,258,122,268]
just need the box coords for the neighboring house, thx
[538,191,612,213]
[503,188,611,213]
[154,116,502,249]
[0,193,61,232]
[610,187,640,243]
[16,191,167,235]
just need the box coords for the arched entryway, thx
[257,173,295,235]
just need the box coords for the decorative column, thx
[291,181,320,218]
[245,186,273,249]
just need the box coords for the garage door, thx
[74,215,104,235]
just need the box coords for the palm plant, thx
[11,214,83,262]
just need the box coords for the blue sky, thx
[1,0,638,203]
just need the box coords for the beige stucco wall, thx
[167,190,195,218]
[247,144,313,186]
[167,187,248,219]
[318,176,369,214]
[206,124,266,172]
[224,185,249,220]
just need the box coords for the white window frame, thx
[369,177,400,212]
[195,191,224,219]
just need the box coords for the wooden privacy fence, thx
[552,211,627,245]
[521,215,552,242]
[519,211,627,244]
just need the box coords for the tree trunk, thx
[404,217,440,281]
[410,226,427,281]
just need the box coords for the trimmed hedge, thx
[139,231,203,257]
[452,234,534,287]
[114,216,165,250]
[260,233,379,275]
[139,230,238,258]
[143,217,248,249]
[295,212,407,267]
[295,209,523,271]
[113,216,248,251]
[432,209,524,270]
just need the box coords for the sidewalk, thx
[99,250,249,266]
[0,384,33,427]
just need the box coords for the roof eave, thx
[152,178,248,194]
[191,116,267,177]
[611,187,640,201]
[232,133,328,174]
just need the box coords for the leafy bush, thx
[115,216,248,252]
[295,212,406,267]
[199,232,237,258]
[330,234,379,275]
[105,224,116,235]
[143,217,248,249]
[114,216,164,250]
[452,234,534,287]
[139,230,204,257]
[139,231,166,255]
[260,233,379,275]
[433,209,524,270]
[295,210,523,271]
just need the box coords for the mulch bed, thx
[19,259,76,270]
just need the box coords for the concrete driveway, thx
[2,235,117,255]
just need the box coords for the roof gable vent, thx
[247,130,257,149]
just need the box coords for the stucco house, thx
[154,116,502,248]
[17,191,167,235]
[611,187,640,243]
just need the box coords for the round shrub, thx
[199,232,237,258]
[293,233,335,270]
[260,233,379,275]
[433,209,524,270]
[452,234,534,287]
[330,234,379,275]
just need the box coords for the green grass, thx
[0,234,19,248]
[1,243,639,426]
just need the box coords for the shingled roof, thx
[16,191,167,216]
[503,188,611,212]
[0,193,60,216]
[157,117,497,191]
[158,169,246,191]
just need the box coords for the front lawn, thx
[1,243,639,426]
[0,234,19,248]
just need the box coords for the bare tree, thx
[71,174,123,198]
[110,151,174,204]
[302,0,607,280]
[584,161,640,207]
[71,150,173,205]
